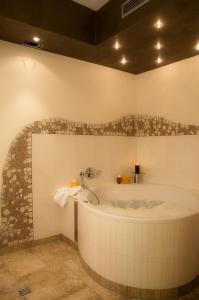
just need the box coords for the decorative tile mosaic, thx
[0,115,199,248]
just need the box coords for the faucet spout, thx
[79,171,86,188]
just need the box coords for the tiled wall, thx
[1,115,199,249]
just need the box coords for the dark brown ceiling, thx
[0,0,199,74]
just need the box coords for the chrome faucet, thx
[79,171,86,188]
[79,167,101,205]
[80,167,101,182]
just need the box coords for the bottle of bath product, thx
[122,176,132,184]
[135,163,140,174]
[117,175,122,184]
[70,179,79,188]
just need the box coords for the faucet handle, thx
[84,167,101,179]
[96,169,102,176]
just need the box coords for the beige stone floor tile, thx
[60,257,121,299]
[28,240,76,259]
[21,268,59,286]
[24,277,86,300]
[190,287,199,298]
[21,266,87,300]
[28,243,79,272]
[0,267,20,294]
[46,254,79,274]
[25,284,68,300]
[60,287,103,300]
[178,292,198,299]
[2,240,198,300]
[0,290,27,300]
[82,274,119,299]
[1,250,46,277]
[46,256,83,279]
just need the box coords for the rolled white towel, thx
[54,186,81,208]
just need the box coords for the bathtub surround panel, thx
[78,196,199,297]
[1,115,199,249]
[80,253,199,300]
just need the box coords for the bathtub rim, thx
[76,183,199,224]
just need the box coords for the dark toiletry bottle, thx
[135,163,140,174]
[117,175,122,184]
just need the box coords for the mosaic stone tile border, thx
[1,115,199,248]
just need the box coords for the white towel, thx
[54,186,81,208]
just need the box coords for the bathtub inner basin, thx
[111,199,164,209]
[86,184,199,221]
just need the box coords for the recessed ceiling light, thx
[155,41,162,50]
[195,42,199,51]
[33,36,40,42]
[156,57,163,64]
[114,41,121,50]
[121,56,127,65]
[155,19,163,30]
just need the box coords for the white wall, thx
[135,55,199,125]
[135,55,199,193]
[137,136,199,192]
[0,40,136,190]
[1,39,199,195]
[32,134,136,240]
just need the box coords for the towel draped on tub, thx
[54,186,81,208]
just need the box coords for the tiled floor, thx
[0,240,198,300]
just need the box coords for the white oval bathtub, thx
[77,184,199,291]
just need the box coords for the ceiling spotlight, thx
[155,19,163,29]
[33,36,40,42]
[195,42,199,51]
[156,57,163,64]
[155,41,162,50]
[121,56,127,65]
[114,41,121,50]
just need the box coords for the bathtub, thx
[77,184,199,297]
